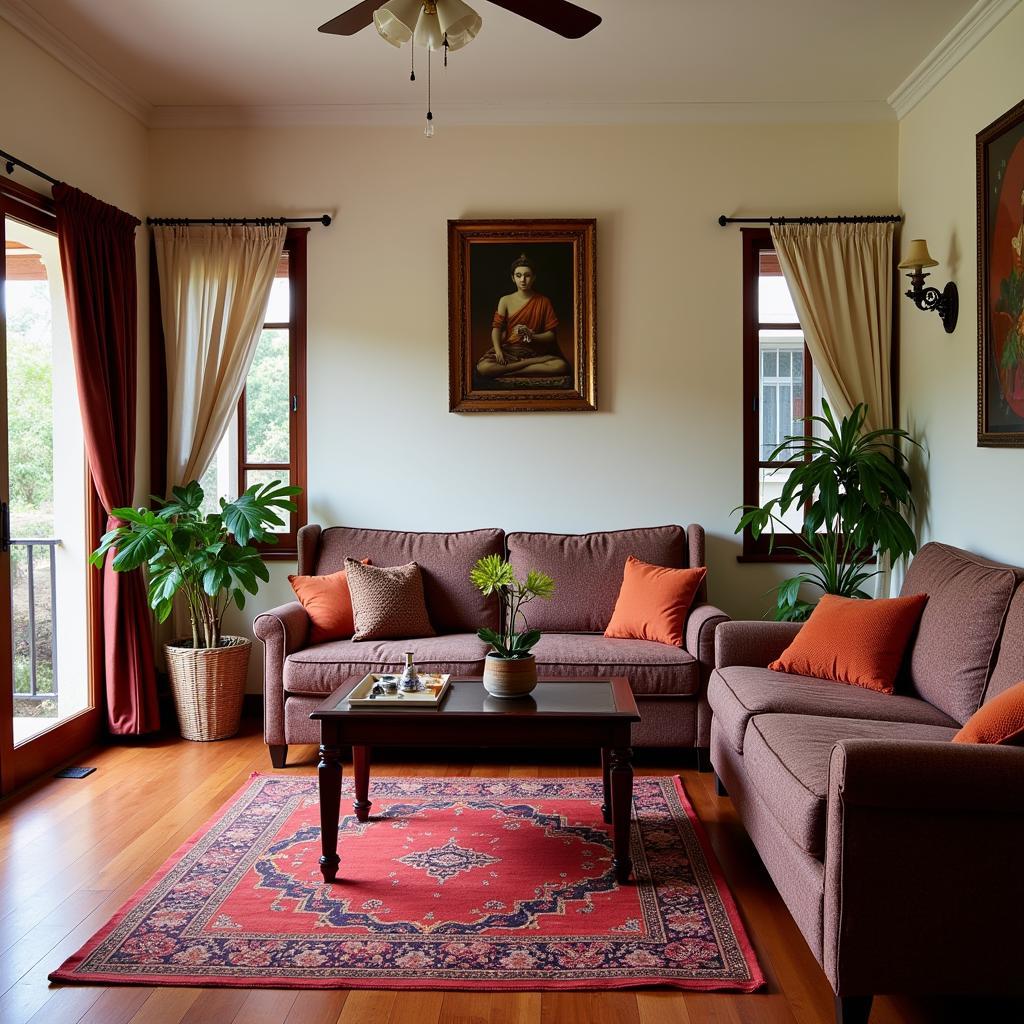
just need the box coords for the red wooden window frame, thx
[236,228,308,558]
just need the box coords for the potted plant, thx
[469,554,555,698]
[735,401,919,621]
[91,479,299,740]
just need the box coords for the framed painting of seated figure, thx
[448,218,596,412]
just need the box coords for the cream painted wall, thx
[0,19,151,504]
[899,3,1024,565]
[148,120,897,683]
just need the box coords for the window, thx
[199,229,308,557]
[741,229,830,559]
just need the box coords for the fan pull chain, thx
[443,34,449,68]
[410,42,415,82]
[424,46,434,137]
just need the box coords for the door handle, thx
[1,501,9,553]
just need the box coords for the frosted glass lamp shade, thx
[373,0,422,47]
[436,0,482,51]
[413,7,444,50]
[898,239,939,270]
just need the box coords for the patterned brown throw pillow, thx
[345,558,436,641]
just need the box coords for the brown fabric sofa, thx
[256,523,728,766]
[707,542,1024,1024]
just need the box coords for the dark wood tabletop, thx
[310,676,641,886]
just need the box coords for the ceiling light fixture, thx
[371,0,483,136]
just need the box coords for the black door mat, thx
[54,766,96,779]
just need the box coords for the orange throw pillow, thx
[954,681,1024,744]
[288,559,369,645]
[769,593,928,694]
[604,556,707,648]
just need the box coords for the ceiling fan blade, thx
[486,0,601,39]
[318,0,380,35]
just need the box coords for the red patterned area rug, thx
[51,774,763,991]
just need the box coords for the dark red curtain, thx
[53,184,159,735]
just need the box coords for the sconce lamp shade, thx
[898,239,939,270]
[374,0,422,47]
[436,0,482,50]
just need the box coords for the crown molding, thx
[888,0,1019,119]
[0,0,152,125]
[149,99,894,130]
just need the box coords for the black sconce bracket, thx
[905,270,958,334]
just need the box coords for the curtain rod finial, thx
[718,214,728,226]
[321,215,332,226]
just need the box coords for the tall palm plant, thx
[735,401,919,621]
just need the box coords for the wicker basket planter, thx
[165,636,251,741]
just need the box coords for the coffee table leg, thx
[609,746,634,883]
[318,729,342,883]
[600,747,612,824]
[353,745,372,822]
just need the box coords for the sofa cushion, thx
[986,583,1024,703]
[769,593,928,694]
[532,633,699,696]
[744,714,958,858]
[345,559,435,641]
[604,557,706,648]
[507,526,688,633]
[900,542,1020,724]
[707,666,957,754]
[283,633,489,696]
[311,527,504,633]
[954,680,1024,745]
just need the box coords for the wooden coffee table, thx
[310,677,641,884]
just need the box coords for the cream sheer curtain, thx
[770,220,895,430]
[154,224,286,489]
[770,220,898,595]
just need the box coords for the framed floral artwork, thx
[448,219,596,412]
[978,97,1024,446]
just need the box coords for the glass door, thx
[0,182,99,794]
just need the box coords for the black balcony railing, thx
[11,538,59,703]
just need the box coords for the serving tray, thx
[345,672,451,709]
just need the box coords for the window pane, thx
[264,256,290,323]
[758,264,800,323]
[792,349,803,380]
[778,350,790,377]
[245,469,290,533]
[761,383,777,459]
[758,466,805,533]
[245,329,290,464]
[761,350,776,377]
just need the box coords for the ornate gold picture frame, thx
[448,218,596,413]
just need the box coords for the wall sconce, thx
[897,239,958,334]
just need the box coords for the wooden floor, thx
[0,720,1013,1024]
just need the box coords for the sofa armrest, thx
[253,602,310,746]
[822,739,1024,996]
[714,620,802,669]
[829,738,1024,813]
[253,601,310,654]
[684,602,730,678]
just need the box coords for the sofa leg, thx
[835,994,873,1024]
[695,746,712,773]
[714,773,728,797]
[269,744,288,769]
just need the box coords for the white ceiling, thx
[3,0,989,123]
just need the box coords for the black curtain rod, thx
[1,148,59,187]
[718,214,902,227]
[147,215,332,227]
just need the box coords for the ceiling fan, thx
[318,0,602,44]
[318,0,600,136]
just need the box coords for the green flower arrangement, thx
[469,555,555,659]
